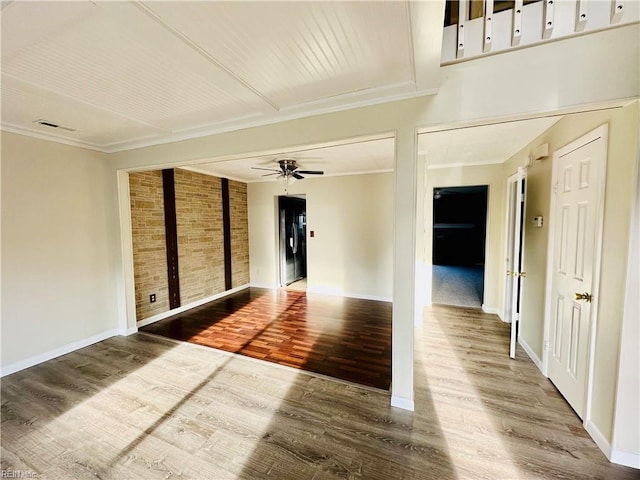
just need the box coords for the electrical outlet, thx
[150,294,156,303]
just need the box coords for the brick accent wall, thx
[129,171,169,320]
[229,180,250,287]
[130,169,250,321]
[174,169,225,304]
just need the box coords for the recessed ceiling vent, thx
[33,119,76,132]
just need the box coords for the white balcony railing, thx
[441,0,639,63]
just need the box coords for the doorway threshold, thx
[284,278,307,292]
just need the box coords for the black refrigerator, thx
[279,196,307,286]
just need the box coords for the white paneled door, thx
[548,127,607,419]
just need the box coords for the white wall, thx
[503,102,640,449]
[248,173,394,300]
[422,163,506,314]
[612,141,640,465]
[1,132,119,371]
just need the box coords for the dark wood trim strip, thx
[221,178,232,291]
[162,169,181,309]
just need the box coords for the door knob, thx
[575,292,593,302]
[518,272,527,278]
[506,270,513,276]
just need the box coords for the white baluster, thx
[611,0,624,23]
[576,0,588,31]
[513,0,524,46]
[484,0,495,52]
[543,0,555,39]
[457,0,467,58]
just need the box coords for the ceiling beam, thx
[409,0,446,93]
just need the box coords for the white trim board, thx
[390,395,415,411]
[518,336,543,372]
[249,282,280,289]
[481,305,504,321]
[585,420,612,461]
[136,284,250,328]
[610,449,640,469]
[305,286,392,303]
[1,328,119,377]
[122,326,139,336]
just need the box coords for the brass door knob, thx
[506,270,513,276]
[518,272,527,278]
[575,292,593,302]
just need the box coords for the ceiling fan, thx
[252,159,324,180]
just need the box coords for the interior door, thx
[505,168,525,358]
[548,133,605,419]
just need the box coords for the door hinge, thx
[552,182,558,194]
[520,193,525,203]
[544,341,550,351]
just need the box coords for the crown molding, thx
[0,122,106,152]
[1,84,438,154]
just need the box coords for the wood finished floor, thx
[141,288,392,390]
[1,304,637,479]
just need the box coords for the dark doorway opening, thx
[432,185,488,307]
[279,195,307,286]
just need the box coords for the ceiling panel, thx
[0,1,444,151]
[418,117,561,167]
[1,1,269,138]
[0,75,164,148]
[188,137,395,182]
[145,1,414,108]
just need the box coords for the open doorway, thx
[279,195,307,289]
[432,185,488,308]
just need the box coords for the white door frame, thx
[503,168,527,358]
[542,124,609,424]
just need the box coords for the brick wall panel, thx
[229,180,250,287]
[174,169,225,304]
[129,171,169,320]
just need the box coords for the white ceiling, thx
[0,1,444,153]
[418,116,562,167]
[184,136,396,183]
[183,116,562,182]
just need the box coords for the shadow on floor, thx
[236,330,458,480]
[1,334,175,429]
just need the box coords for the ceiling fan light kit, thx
[252,159,324,192]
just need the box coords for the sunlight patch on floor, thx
[41,345,301,477]
[415,322,522,479]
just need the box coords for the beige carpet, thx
[432,265,484,307]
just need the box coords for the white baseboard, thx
[518,336,543,372]
[121,326,138,336]
[249,282,279,289]
[391,395,415,411]
[610,448,640,469]
[136,284,250,328]
[481,305,503,321]
[1,328,119,377]
[306,285,392,303]
[585,419,612,460]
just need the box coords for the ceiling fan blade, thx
[252,167,280,172]
[291,172,304,180]
[297,170,324,175]
[262,172,280,177]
